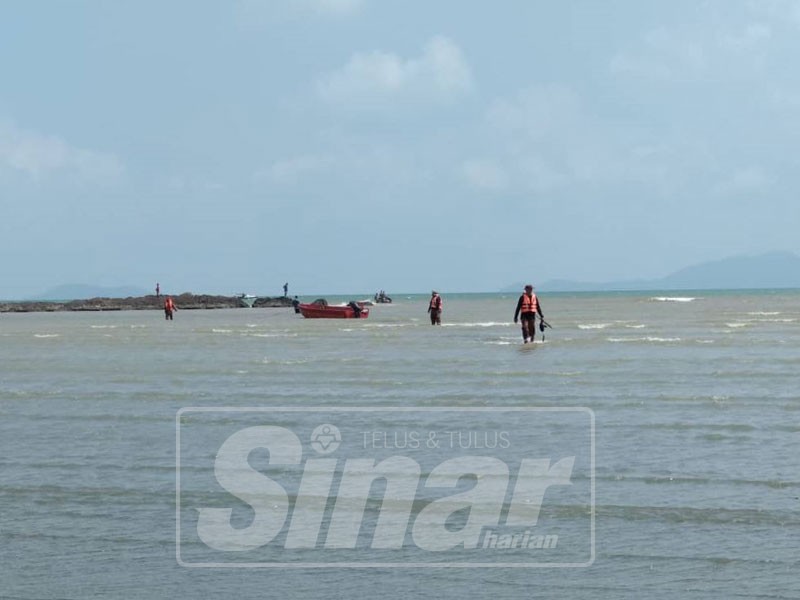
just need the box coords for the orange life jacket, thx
[520,293,538,314]
[429,295,442,310]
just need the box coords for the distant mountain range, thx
[503,251,800,292]
[31,284,151,300]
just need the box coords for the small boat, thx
[237,294,257,308]
[298,300,369,319]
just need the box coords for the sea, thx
[1,290,798,599]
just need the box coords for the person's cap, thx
[524,284,533,290]
[432,290,437,294]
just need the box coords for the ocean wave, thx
[260,358,309,365]
[246,332,297,338]
[651,297,697,302]
[608,336,681,343]
[441,322,512,328]
[625,324,647,329]
[34,334,60,338]
[749,318,796,323]
[578,323,611,330]
[211,328,233,333]
[725,323,749,328]
[747,311,780,315]
[90,325,117,329]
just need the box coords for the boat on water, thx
[237,294,257,308]
[298,300,369,319]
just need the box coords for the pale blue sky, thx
[2,0,799,297]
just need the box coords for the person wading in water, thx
[513,284,544,343]
[428,291,443,325]
[164,296,177,321]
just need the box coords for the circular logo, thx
[310,424,341,455]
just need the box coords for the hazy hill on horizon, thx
[504,251,800,293]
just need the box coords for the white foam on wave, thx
[484,340,513,345]
[261,358,309,365]
[747,311,780,316]
[578,323,611,330]
[651,297,697,303]
[212,328,233,334]
[625,324,647,329]
[608,336,681,343]
[247,332,297,338]
[750,318,796,323]
[442,322,511,328]
[726,323,749,328]
[34,334,60,338]
[90,325,117,329]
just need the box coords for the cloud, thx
[316,36,473,107]
[459,84,699,195]
[610,27,707,81]
[0,121,123,182]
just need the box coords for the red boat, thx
[298,302,369,319]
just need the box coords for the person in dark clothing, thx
[513,284,544,343]
[283,282,289,297]
[291,296,300,313]
[428,291,442,325]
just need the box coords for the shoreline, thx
[0,293,293,313]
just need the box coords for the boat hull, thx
[298,304,370,319]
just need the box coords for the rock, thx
[0,293,258,313]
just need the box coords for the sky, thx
[1,0,799,297]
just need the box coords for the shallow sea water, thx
[1,291,799,599]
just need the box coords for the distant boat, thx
[237,294,257,308]
[298,301,369,319]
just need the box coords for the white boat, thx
[237,294,257,308]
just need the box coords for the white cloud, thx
[0,122,123,182]
[316,36,473,106]
[610,27,707,81]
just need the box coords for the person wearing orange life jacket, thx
[513,284,544,343]
[427,291,443,325]
[164,296,177,321]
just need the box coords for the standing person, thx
[513,284,544,343]
[291,296,300,314]
[428,290,443,325]
[283,282,289,297]
[164,295,177,320]
[155,282,160,297]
